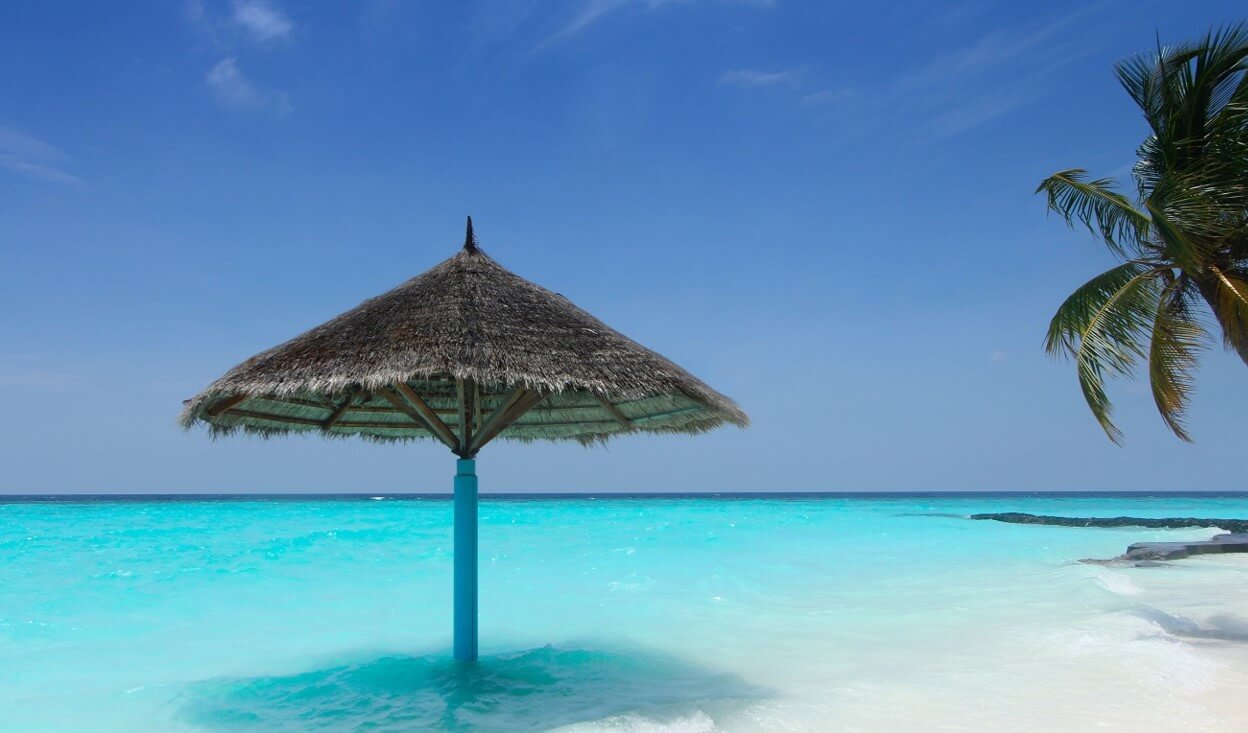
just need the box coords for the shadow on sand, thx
[180,644,766,731]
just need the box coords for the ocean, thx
[2,493,1246,732]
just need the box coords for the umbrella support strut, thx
[453,457,478,662]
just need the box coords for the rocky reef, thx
[970,512,1248,565]
[971,512,1248,533]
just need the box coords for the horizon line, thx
[3,489,1247,502]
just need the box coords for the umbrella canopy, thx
[181,218,747,662]
[181,218,746,453]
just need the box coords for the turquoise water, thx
[2,493,1247,732]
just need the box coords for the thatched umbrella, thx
[181,218,747,661]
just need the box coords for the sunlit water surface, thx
[2,493,1247,732]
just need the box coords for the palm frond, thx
[1131,137,1165,197]
[1145,197,1216,271]
[1115,41,1197,135]
[1193,22,1248,122]
[1046,262,1152,357]
[1046,24,1248,443]
[1048,265,1163,444]
[1148,276,1207,441]
[1122,24,1248,193]
[1075,269,1163,444]
[1207,266,1248,357]
[1036,170,1151,258]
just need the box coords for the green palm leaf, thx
[1208,266,1248,356]
[1036,170,1150,258]
[1047,264,1163,443]
[1148,277,1207,441]
[1042,23,1248,441]
[1046,263,1153,356]
[1145,197,1212,271]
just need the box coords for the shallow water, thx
[2,493,1246,732]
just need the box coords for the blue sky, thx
[2,0,1245,493]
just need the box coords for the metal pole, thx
[453,457,478,661]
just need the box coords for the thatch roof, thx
[181,219,747,455]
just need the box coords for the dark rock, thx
[1123,533,1248,561]
[969,513,1248,565]
[971,512,1248,533]
[1080,534,1248,565]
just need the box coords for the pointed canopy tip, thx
[463,216,480,254]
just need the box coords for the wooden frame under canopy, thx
[192,377,713,456]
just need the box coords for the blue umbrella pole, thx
[453,457,478,661]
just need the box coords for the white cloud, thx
[0,157,81,185]
[704,12,1093,127]
[543,0,772,46]
[718,68,802,88]
[232,0,292,41]
[931,90,1030,136]
[206,58,291,113]
[990,350,1009,364]
[881,11,1097,138]
[544,0,629,44]
[0,127,80,185]
[0,127,67,162]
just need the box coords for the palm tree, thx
[1038,24,1248,443]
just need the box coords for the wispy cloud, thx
[718,68,803,89]
[0,127,81,185]
[714,8,1106,139]
[232,0,292,41]
[206,58,291,113]
[543,0,773,47]
[930,89,1031,136]
[550,0,629,42]
[756,10,1104,138]
[894,16,1070,94]
[883,12,1097,138]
